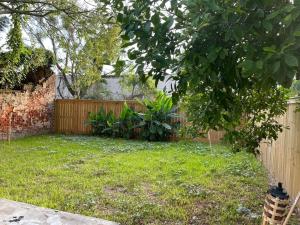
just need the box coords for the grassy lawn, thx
[0,135,295,225]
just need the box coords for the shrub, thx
[137,92,180,141]
[88,108,117,136]
[184,87,288,154]
[104,103,141,139]
[87,93,181,141]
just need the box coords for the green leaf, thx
[162,123,172,130]
[284,54,299,67]
[266,10,280,20]
[263,46,277,54]
[243,59,255,71]
[293,31,300,37]
[256,60,263,70]
[117,13,123,23]
[151,13,160,26]
[273,61,281,73]
[263,21,273,31]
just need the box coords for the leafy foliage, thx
[103,103,141,139]
[113,0,300,93]
[111,0,300,152]
[184,87,288,153]
[26,12,121,99]
[0,13,54,89]
[0,47,54,89]
[88,93,180,141]
[0,1,89,18]
[1,1,121,97]
[137,92,180,141]
[120,66,157,99]
[89,104,141,139]
[88,108,117,137]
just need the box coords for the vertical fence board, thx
[260,99,300,207]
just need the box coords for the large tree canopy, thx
[0,0,90,17]
[112,0,300,152]
[114,0,300,94]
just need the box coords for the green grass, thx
[0,135,296,225]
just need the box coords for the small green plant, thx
[105,103,141,139]
[137,92,180,141]
[88,108,117,136]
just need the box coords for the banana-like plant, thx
[104,103,141,138]
[137,92,180,141]
[88,93,181,141]
[88,108,117,136]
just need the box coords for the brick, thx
[0,75,56,140]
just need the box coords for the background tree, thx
[120,66,157,100]
[25,8,121,99]
[0,0,113,92]
[112,0,300,153]
[0,12,54,89]
[0,1,89,18]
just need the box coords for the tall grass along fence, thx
[54,99,223,142]
[260,97,300,208]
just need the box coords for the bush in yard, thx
[105,103,141,139]
[184,87,288,153]
[88,108,117,136]
[88,93,181,141]
[137,92,180,141]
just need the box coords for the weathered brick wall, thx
[0,75,56,140]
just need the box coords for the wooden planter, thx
[262,194,289,225]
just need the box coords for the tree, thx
[0,0,108,91]
[112,0,300,152]
[120,66,157,99]
[0,12,54,89]
[25,10,121,99]
[0,1,89,18]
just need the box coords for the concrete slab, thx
[0,199,119,225]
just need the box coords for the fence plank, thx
[260,99,300,207]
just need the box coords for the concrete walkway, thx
[0,199,119,225]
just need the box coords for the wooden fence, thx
[54,99,224,142]
[260,98,300,207]
[54,99,190,134]
[55,99,144,134]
